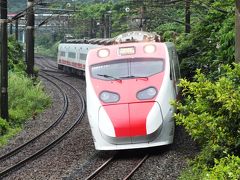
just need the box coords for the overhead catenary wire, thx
[10,0,43,21]
[133,0,233,32]
[6,0,234,37]
[127,0,184,5]
[9,0,61,22]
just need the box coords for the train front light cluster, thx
[98,49,110,58]
[99,91,120,103]
[144,44,156,54]
[137,87,158,100]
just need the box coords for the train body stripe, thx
[103,104,131,137]
[129,102,154,136]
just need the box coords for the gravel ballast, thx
[0,58,199,180]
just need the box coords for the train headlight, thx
[99,91,120,103]
[137,87,158,100]
[144,44,156,54]
[98,49,110,58]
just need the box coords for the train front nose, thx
[98,102,163,144]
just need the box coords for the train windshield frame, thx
[90,58,164,81]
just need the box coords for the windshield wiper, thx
[97,74,122,82]
[120,75,148,80]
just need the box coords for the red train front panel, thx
[86,42,175,150]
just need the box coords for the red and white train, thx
[57,40,100,75]
[58,31,180,150]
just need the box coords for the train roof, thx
[63,31,161,46]
[65,38,114,45]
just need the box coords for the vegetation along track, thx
[1,57,199,179]
[83,152,149,180]
[0,69,86,178]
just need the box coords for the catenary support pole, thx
[26,0,35,76]
[0,0,9,120]
[101,14,105,38]
[236,0,240,62]
[15,19,18,41]
[9,23,13,34]
[139,6,144,31]
[105,14,110,38]
[185,0,191,33]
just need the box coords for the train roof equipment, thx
[64,31,161,45]
[113,31,161,44]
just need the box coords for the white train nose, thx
[98,102,163,144]
[146,102,163,134]
[98,106,116,138]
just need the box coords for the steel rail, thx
[85,155,116,180]
[41,69,66,74]
[36,57,58,71]
[0,71,86,178]
[123,154,149,180]
[41,57,58,70]
[84,154,149,180]
[0,74,68,161]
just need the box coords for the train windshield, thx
[91,58,164,80]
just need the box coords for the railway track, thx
[0,66,86,178]
[36,56,58,70]
[85,153,149,180]
[1,57,198,179]
[36,62,66,75]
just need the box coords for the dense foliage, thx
[172,1,238,179]
[0,38,50,147]
[8,37,25,72]
[176,65,240,154]
[176,0,235,79]
[175,64,240,179]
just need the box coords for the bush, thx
[0,72,51,147]
[0,118,10,136]
[204,155,240,180]
[0,72,50,146]
[175,64,240,155]
[175,63,240,179]
[0,36,51,147]
[8,73,51,124]
[8,37,25,72]
[180,155,240,180]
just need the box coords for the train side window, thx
[68,52,76,59]
[80,53,87,60]
[60,51,65,57]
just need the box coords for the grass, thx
[0,72,51,147]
